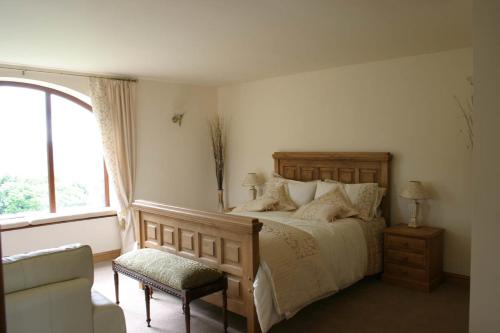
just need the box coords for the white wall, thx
[1,217,121,256]
[134,80,218,210]
[469,1,500,331]
[218,48,472,275]
[0,69,218,256]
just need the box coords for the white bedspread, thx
[231,211,370,333]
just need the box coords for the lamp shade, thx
[242,173,259,186]
[400,180,429,200]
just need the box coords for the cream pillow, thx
[262,182,297,211]
[293,187,358,222]
[232,197,279,212]
[314,181,343,199]
[343,183,379,221]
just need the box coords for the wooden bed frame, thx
[133,152,391,333]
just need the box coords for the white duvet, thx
[231,211,369,333]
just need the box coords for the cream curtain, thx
[89,78,137,253]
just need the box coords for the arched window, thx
[0,81,109,218]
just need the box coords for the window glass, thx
[0,86,49,217]
[51,94,105,211]
[0,83,109,219]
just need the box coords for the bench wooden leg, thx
[182,301,190,333]
[144,285,151,327]
[222,287,228,333]
[113,270,119,305]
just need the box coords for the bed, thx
[133,152,392,333]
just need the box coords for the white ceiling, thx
[0,0,471,85]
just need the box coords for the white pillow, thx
[270,173,317,207]
[286,181,318,206]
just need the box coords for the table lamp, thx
[242,173,260,200]
[400,180,429,228]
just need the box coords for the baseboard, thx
[93,249,121,263]
[444,272,470,286]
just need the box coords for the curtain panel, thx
[89,78,137,253]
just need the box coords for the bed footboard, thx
[132,200,263,333]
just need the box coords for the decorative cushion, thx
[343,183,379,221]
[314,181,343,199]
[323,180,382,221]
[232,197,279,212]
[372,187,387,218]
[292,187,358,222]
[262,181,297,211]
[114,249,222,290]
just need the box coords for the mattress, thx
[230,211,386,332]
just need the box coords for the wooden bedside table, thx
[382,224,443,292]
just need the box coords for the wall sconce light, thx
[172,113,185,127]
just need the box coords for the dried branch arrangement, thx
[209,114,226,191]
[454,76,474,150]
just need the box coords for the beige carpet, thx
[94,262,469,333]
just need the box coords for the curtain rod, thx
[0,65,138,82]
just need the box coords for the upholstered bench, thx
[112,248,227,333]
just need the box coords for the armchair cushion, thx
[5,278,93,333]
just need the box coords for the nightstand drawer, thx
[385,263,427,281]
[385,249,426,268]
[383,225,443,291]
[386,235,426,253]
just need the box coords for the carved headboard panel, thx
[273,152,392,224]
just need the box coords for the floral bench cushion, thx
[114,248,222,290]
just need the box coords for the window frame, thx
[0,81,110,215]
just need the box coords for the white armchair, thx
[3,244,126,333]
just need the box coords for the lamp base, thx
[248,187,257,200]
[407,201,420,228]
[408,219,420,228]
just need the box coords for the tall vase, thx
[217,189,225,213]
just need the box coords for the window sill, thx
[0,208,117,232]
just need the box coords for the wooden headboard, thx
[273,152,392,224]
